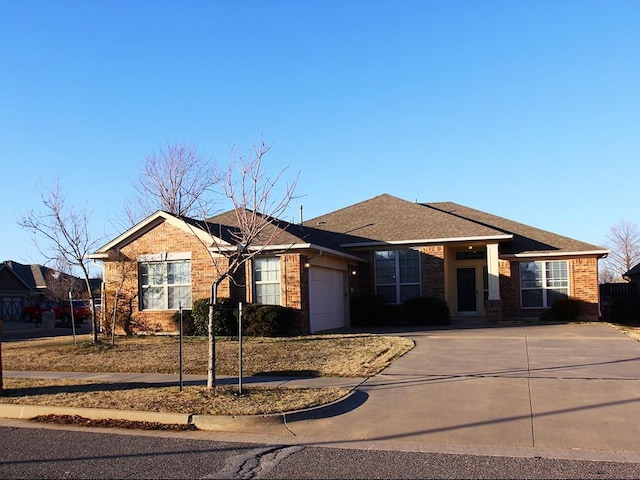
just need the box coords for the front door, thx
[456,267,477,313]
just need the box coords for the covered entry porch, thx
[443,243,501,320]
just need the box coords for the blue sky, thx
[1,0,638,268]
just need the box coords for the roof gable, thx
[0,261,34,291]
[91,210,222,257]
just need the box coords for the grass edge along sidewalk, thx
[0,333,413,423]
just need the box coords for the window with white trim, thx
[254,257,281,305]
[375,249,421,303]
[520,260,569,308]
[139,259,192,310]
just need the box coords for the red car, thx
[22,301,64,323]
[61,300,92,325]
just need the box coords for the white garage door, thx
[309,267,345,333]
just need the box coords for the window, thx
[139,260,191,310]
[520,260,569,308]
[375,249,421,303]
[254,257,281,305]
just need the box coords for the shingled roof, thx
[424,201,607,256]
[303,194,511,246]
[624,263,640,278]
[0,260,50,290]
[302,194,607,256]
[205,209,363,260]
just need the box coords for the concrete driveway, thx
[223,322,640,462]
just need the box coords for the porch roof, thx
[424,202,608,257]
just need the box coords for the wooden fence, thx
[600,282,640,321]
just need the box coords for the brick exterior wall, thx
[498,257,600,321]
[569,257,600,320]
[102,221,229,334]
[420,246,445,299]
[281,254,309,333]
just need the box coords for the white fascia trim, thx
[212,243,365,262]
[341,234,513,248]
[502,250,610,259]
[93,211,227,255]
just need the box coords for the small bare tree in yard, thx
[125,142,218,224]
[103,250,140,338]
[200,139,299,390]
[129,137,297,391]
[600,220,640,283]
[19,181,101,343]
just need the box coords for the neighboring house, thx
[0,261,88,321]
[90,194,608,334]
[623,263,640,283]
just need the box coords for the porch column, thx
[486,243,500,301]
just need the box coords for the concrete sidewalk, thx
[2,370,366,390]
[3,322,640,463]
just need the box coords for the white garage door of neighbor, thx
[309,267,345,333]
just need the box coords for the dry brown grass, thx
[1,333,413,416]
[3,333,414,378]
[1,378,348,416]
[608,323,640,342]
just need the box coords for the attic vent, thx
[317,221,326,225]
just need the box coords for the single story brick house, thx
[90,194,608,333]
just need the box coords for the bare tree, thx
[103,250,140,337]
[125,142,218,225]
[19,181,102,343]
[600,220,640,283]
[44,259,85,303]
[199,139,299,389]
[126,137,298,391]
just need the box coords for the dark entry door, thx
[456,267,477,313]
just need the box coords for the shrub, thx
[350,295,389,326]
[172,297,239,336]
[401,297,450,326]
[241,304,299,337]
[543,297,581,322]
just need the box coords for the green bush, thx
[172,297,239,336]
[401,297,450,326]
[241,304,299,337]
[542,297,581,322]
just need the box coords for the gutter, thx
[501,250,610,259]
[341,234,513,248]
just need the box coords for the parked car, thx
[60,299,92,325]
[22,301,63,323]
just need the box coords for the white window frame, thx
[139,259,192,311]
[520,260,569,309]
[374,249,421,304]
[254,257,281,305]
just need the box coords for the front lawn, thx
[2,333,414,377]
[0,333,413,417]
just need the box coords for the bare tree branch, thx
[600,220,640,283]
[18,180,102,343]
[126,142,219,224]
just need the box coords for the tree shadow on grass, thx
[253,370,321,377]
[1,380,204,397]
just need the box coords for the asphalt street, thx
[1,421,640,479]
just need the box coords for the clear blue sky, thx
[1,0,638,268]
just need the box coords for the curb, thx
[0,389,364,432]
[0,403,191,425]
